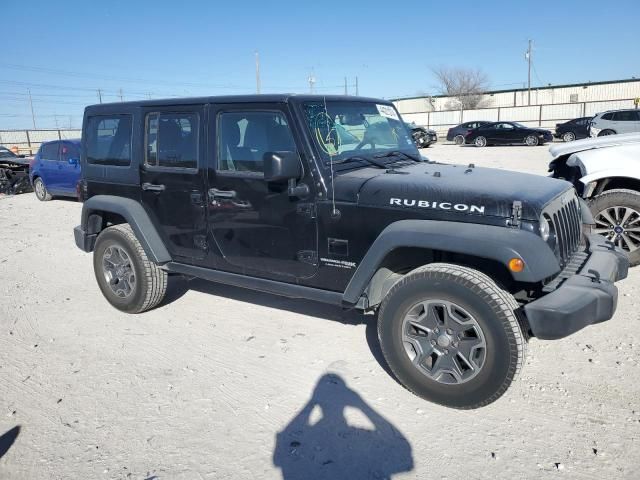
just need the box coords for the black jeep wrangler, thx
[74,95,628,409]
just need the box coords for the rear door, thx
[140,106,207,263]
[613,111,640,134]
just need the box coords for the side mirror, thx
[68,158,79,166]
[263,151,301,182]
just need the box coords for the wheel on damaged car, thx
[93,224,167,313]
[377,263,526,409]
[33,177,52,201]
[589,188,640,266]
[524,134,539,146]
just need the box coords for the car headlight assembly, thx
[540,214,556,249]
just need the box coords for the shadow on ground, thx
[0,426,20,460]
[273,374,413,480]
[162,276,397,379]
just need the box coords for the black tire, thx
[453,134,465,146]
[474,136,487,147]
[562,131,576,142]
[377,263,526,409]
[524,134,539,146]
[598,129,616,137]
[588,188,640,267]
[33,177,52,201]
[93,224,167,313]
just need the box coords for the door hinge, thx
[296,203,316,219]
[508,200,523,228]
[297,250,318,265]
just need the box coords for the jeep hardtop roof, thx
[84,94,392,111]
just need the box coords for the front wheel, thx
[598,129,616,137]
[377,263,526,409]
[33,177,52,201]
[474,136,487,147]
[524,134,539,146]
[562,131,576,142]
[454,134,465,146]
[589,189,640,266]
[93,224,168,313]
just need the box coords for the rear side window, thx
[39,142,59,160]
[86,115,132,166]
[145,112,199,169]
[613,111,640,121]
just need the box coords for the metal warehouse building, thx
[392,78,640,135]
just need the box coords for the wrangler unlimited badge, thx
[389,198,486,214]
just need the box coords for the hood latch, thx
[508,201,523,228]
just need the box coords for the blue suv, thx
[30,139,82,201]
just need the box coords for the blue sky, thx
[2,0,639,129]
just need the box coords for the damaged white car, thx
[549,133,640,265]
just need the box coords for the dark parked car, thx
[30,139,82,201]
[465,122,553,147]
[405,122,437,148]
[72,94,628,409]
[446,121,491,145]
[0,146,32,194]
[554,116,592,142]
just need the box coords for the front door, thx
[140,106,207,263]
[206,103,318,281]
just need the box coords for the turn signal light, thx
[508,258,525,273]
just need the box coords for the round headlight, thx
[540,215,550,241]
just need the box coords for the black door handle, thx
[209,188,236,199]
[142,182,165,192]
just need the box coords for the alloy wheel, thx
[102,245,136,298]
[402,299,487,385]
[594,206,640,252]
[563,132,575,142]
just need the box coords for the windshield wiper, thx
[334,155,388,169]
[374,151,422,162]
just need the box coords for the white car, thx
[549,133,640,265]
[589,109,640,137]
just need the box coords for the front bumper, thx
[523,234,629,340]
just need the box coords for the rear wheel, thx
[474,136,487,147]
[93,224,167,313]
[524,134,539,146]
[377,263,526,409]
[562,131,576,142]
[454,134,465,146]
[33,177,52,201]
[598,129,616,137]
[589,189,640,266]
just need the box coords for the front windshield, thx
[301,100,418,163]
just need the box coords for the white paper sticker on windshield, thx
[376,104,399,121]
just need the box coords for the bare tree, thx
[431,67,490,110]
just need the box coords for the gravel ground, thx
[1,143,639,479]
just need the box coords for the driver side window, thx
[217,110,296,175]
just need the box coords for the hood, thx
[549,133,640,160]
[333,162,572,221]
[566,143,640,175]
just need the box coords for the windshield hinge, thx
[508,201,523,228]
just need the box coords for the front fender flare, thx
[80,195,171,264]
[342,220,560,305]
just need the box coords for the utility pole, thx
[355,76,359,96]
[118,88,124,102]
[526,39,532,106]
[308,70,316,94]
[28,89,36,129]
[344,77,348,95]
[97,89,103,104]
[255,51,261,94]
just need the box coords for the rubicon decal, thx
[389,198,486,214]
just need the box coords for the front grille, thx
[548,194,582,267]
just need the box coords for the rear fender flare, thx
[81,195,171,264]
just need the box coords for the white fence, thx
[0,129,81,155]
[398,98,639,138]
